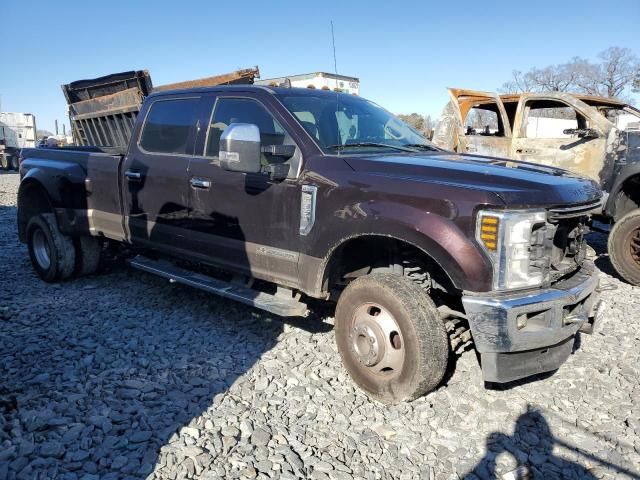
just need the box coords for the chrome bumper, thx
[462,261,604,382]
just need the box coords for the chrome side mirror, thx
[219,123,261,173]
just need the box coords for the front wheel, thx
[26,214,76,282]
[335,273,449,403]
[608,209,640,285]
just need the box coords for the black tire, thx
[335,273,449,403]
[0,155,9,171]
[74,236,102,276]
[9,155,19,171]
[608,209,640,285]
[26,213,76,282]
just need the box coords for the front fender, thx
[308,201,493,293]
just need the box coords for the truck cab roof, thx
[146,84,355,99]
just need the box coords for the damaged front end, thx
[461,202,604,383]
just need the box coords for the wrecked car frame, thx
[433,89,640,285]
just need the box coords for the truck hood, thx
[344,152,602,207]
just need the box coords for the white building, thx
[0,112,37,149]
[256,72,360,95]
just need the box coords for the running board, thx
[128,255,309,317]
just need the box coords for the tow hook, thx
[579,299,606,335]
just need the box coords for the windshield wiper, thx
[326,142,416,153]
[403,143,439,151]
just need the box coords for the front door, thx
[186,93,302,287]
[510,95,608,181]
[122,95,202,251]
[433,88,512,157]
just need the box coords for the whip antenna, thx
[331,21,338,75]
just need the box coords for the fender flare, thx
[604,163,640,218]
[17,175,54,241]
[310,204,493,295]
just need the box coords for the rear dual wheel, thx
[74,236,102,277]
[27,214,76,282]
[335,273,449,403]
[27,213,101,282]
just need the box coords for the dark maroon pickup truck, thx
[17,85,606,402]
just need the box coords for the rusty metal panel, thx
[62,70,153,104]
[153,67,260,92]
[69,88,144,117]
[64,67,259,148]
[433,88,512,158]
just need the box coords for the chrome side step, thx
[128,255,309,317]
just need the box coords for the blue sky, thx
[2,0,638,133]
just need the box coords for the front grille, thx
[548,200,602,220]
[545,207,592,281]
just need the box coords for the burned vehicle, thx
[433,89,640,285]
[18,84,605,402]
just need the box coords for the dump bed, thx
[63,67,260,151]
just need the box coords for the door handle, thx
[125,170,142,181]
[190,177,211,189]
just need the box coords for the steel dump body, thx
[63,68,260,151]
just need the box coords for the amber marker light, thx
[479,216,499,251]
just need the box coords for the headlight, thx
[476,209,548,291]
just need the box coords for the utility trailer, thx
[63,67,260,151]
[0,112,36,170]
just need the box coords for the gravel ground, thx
[0,170,639,480]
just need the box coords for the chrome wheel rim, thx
[350,302,405,378]
[32,229,51,270]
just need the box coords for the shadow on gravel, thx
[586,230,620,279]
[0,287,286,479]
[464,405,639,480]
[0,229,326,480]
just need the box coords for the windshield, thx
[276,91,437,153]
[603,106,640,130]
[582,100,640,130]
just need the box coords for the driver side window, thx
[463,102,505,137]
[524,100,587,139]
[204,97,287,158]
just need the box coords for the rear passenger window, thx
[139,98,199,154]
[205,97,286,157]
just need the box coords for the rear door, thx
[510,94,608,181]
[122,95,204,251]
[433,88,512,157]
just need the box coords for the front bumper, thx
[462,260,604,382]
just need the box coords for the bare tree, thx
[397,113,425,132]
[423,115,434,134]
[466,109,498,130]
[500,70,537,94]
[597,47,639,97]
[499,47,639,99]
